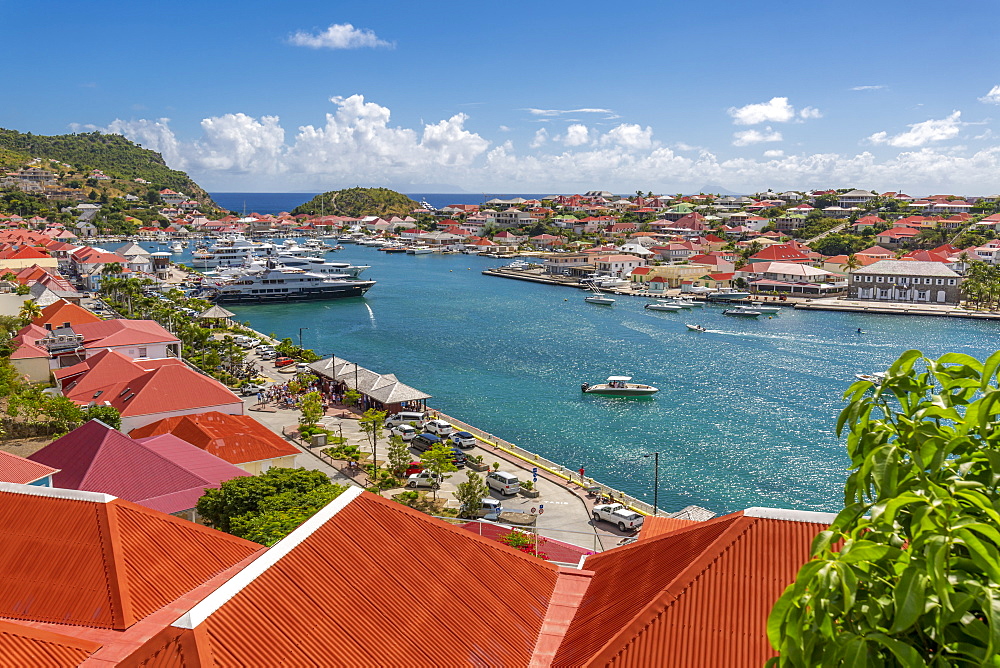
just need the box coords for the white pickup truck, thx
[592,503,645,531]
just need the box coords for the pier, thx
[795,298,1000,320]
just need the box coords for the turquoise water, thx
[153,242,1000,515]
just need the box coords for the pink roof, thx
[28,421,249,514]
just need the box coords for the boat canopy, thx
[606,376,632,382]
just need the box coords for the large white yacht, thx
[192,235,276,267]
[196,263,375,303]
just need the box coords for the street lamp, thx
[642,452,660,517]
[298,327,309,349]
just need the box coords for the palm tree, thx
[18,300,42,326]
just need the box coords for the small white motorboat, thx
[585,285,615,305]
[855,372,886,384]
[582,376,658,397]
[645,302,682,311]
[751,304,781,314]
[723,308,761,317]
[685,324,707,332]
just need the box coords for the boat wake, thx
[366,303,376,327]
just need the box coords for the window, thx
[947,279,956,286]
[876,276,884,283]
[137,347,147,358]
[936,279,944,285]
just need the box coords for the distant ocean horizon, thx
[210,192,568,215]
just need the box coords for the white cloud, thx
[96,94,1000,195]
[799,107,822,120]
[529,128,548,148]
[732,127,783,146]
[763,149,784,158]
[868,111,963,148]
[498,125,511,132]
[599,123,653,150]
[524,107,614,116]
[979,85,1000,105]
[851,85,886,91]
[728,97,796,125]
[562,124,591,147]
[287,23,392,49]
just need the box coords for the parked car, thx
[405,461,424,477]
[406,471,442,489]
[450,431,476,448]
[391,424,418,441]
[386,411,427,428]
[295,362,311,372]
[258,349,277,360]
[466,498,503,521]
[411,433,442,452]
[274,357,295,368]
[422,419,454,437]
[592,503,645,531]
[239,383,268,397]
[486,471,520,496]
[449,447,467,468]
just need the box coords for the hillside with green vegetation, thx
[291,187,418,218]
[0,128,213,204]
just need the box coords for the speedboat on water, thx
[750,304,781,313]
[645,302,682,311]
[855,372,886,384]
[685,324,707,332]
[585,285,615,305]
[582,376,658,397]
[723,307,761,317]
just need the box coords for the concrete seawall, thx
[795,298,1000,320]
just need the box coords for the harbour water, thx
[152,240,1000,515]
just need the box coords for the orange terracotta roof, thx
[118,489,592,667]
[554,508,833,667]
[0,450,58,484]
[32,299,102,329]
[128,411,298,464]
[0,483,262,632]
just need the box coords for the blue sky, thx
[6,0,1000,194]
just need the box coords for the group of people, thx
[256,377,329,410]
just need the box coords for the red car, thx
[405,461,424,476]
[274,356,295,368]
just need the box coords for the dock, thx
[795,298,1000,320]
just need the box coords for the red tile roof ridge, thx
[172,485,366,630]
[528,566,595,666]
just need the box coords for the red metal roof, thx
[118,489,592,667]
[554,509,831,667]
[0,619,101,666]
[0,483,262,632]
[0,450,57,484]
[128,411,299,464]
[32,299,101,329]
[28,421,249,514]
[636,515,698,540]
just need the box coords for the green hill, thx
[291,187,418,218]
[0,128,213,205]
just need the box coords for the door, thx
[937,290,946,303]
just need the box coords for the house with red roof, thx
[0,482,264,664]
[31,298,101,331]
[530,233,567,248]
[747,243,811,264]
[0,450,57,486]
[55,350,244,432]
[856,245,894,260]
[128,411,299,474]
[875,226,920,247]
[850,215,885,232]
[593,254,646,277]
[28,419,249,521]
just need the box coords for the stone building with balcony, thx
[848,260,963,305]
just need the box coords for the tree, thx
[343,388,361,406]
[299,390,323,428]
[17,299,41,326]
[420,442,458,501]
[768,350,1000,666]
[230,484,348,546]
[455,470,490,518]
[196,467,334,535]
[41,395,83,434]
[81,405,122,430]
[386,434,410,477]
[359,408,386,454]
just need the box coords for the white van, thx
[386,411,427,428]
[422,419,454,437]
[486,471,521,496]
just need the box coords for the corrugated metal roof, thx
[0,482,262,632]
[0,450,57,485]
[636,515,698,541]
[129,412,299,465]
[29,421,249,515]
[0,619,100,666]
[556,511,827,667]
[121,491,589,666]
